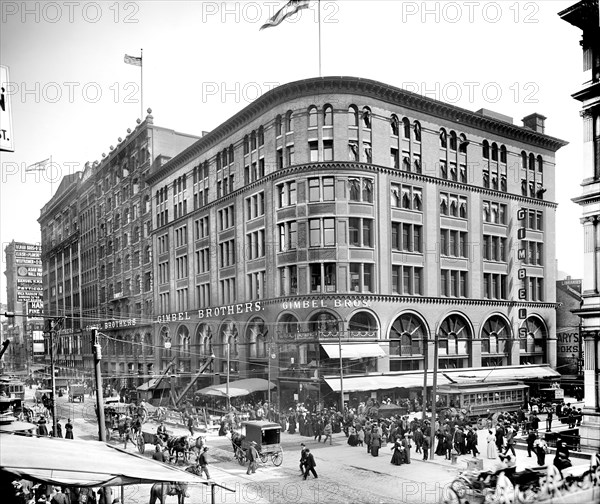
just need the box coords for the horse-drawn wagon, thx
[235,421,283,467]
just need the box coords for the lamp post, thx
[338,331,344,413]
[430,333,439,461]
[226,341,230,411]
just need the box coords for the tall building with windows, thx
[148,77,566,409]
[39,111,199,387]
[559,0,600,450]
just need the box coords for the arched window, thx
[243,135,249,155]
[258,126,264,146]
[438,314,472,363]
[275,115,282,136]
[250,131,257,150]
[362,107,372,129]
[348,105,359,127]
[220,321,239,373]
[278,313,298,336]
[390,313,426,356]
[449,131,457,151]
[521,151,528,169]
[323,104,333,127]
[481,316,510,355]
[537,155,543,173]
[440,129,447,148]
[285,110,293,132]
[483,140,490,159]
[246,318,267,358]
[176,325,190,357]
[390,115,399,136]
[308,106,318,128]
[196,323,213,362]
[500,145,507,163]
[491,143,498,161]
[309,312,340,334]
[402,117,411,139]
[529,153,535,171]
[413,121,422,142]
[519,317,546,362]
[348,312,378,337]
[459,134,468,154]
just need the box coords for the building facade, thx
[559,0,600,450]
[556,278,583,386]
[147,77,566,409]
[2,241,43,374]
[39,111,198,388]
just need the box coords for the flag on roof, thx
[124,54,142,66]
[26,158,49,171]
[260,0,310,30]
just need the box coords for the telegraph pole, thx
[430,333,439,461]
[47,317,63,438]
[91,327,107,442]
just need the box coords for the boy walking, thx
[303,448,318,480]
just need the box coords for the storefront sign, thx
[85,318,139,331]
[281,298,371,310]
[155,301,263,323]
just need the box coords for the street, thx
[28,387,591,504]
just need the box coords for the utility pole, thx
[91,327,107,442]
[430,333,439,461]
[47,317,62,438]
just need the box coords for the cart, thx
[69,384,86,403]
[240,421,283,467]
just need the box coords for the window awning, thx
[324,372,451,392]
[136,378,171,391]
[196,378,275,398]
[321,343,386,360]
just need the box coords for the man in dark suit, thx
[303,449,318,480]
[299,443,307,474]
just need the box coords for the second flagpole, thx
[140,48,144,120]
[318,0,321,77]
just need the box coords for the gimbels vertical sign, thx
[0,65,14,152]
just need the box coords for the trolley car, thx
[436,381,529,428]
[240,421,283,467]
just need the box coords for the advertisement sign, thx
[0,65,14,152]
[14,243,43,303]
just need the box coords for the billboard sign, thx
[0,65,14,152]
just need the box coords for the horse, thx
[149,482,189,504]
[189,435,206,462]
[167,436,192,464]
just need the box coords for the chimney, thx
[522,113,546,134]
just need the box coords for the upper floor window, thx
[440,192,468,218]
[482,201,507,225]
[308,176,335,202]
[402,117,411,139]
[390,115,399,136]
[285,110,294,132]
[500,145,507,163]
[348,105,359,127]
[258,126,264,146]
[277,181,297,208]
[275,115,282,137]
[391,183,423,211]
[459,134,468,154]
[414,121,422,142]
[349,177,373,203]
[449,131,457,151]
[308,106,318,128]
[440,129,448,148]
[244,135,249,155]
[483,140,490,159]
[362,107,372,129]
[323,104,333,127]
[491,142,499,161]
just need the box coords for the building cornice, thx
[148,76,568,185]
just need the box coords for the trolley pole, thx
[91,327,107,442]
[430,333,439,461]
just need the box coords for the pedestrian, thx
[56,421,63,438]
[495,424,505,453]
[390,436,403,465]
[65,419,74,440]
[526,431,537,457]
[422,432,430,461]
[37,416,48,437]
[152,444,166,463]
[246,441,259,475]
[50,487,68,504]
[533,436,548,466]
[503,426,516,457]
[198,446,211,480]
[469,427,479,457]
[413,427,423,454]
[486,430,497,459]
[123,417,135,449]
[302,448,318,480]
[322,420,333,445]
[187,414,195,437]
[546,409,553,432]
[553,439,572,475]
[370,426,381,457]
[401,433,412,464]
[357,425,365,447]
[365,426,372,454]
[299,443,307,474]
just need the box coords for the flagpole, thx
[318,0,322,77]
[140,48,144,120]
[50,154,53,197]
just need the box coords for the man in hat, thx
[299,443,308,474]
[302,448,318,480]
[246,441,259,475]
[198,446,211,480]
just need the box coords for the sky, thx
[0,0,587,304]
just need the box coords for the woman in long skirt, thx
[390,437,404,465]
[486,429,498,459]
[65,418,74,439]
[347,425,358,446]
[401,434,412,464]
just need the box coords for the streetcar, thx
[7,378,25,400]
[436,380,529,428]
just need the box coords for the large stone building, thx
[559,0,600,450]
[147,76,566,409]
[2,241,43,374]
[38,112,198,387]
[556,277,583,388]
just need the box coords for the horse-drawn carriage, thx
[68,384,86,403]
[231,421,283,467]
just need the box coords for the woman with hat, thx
[37,415,48,437]
[246,441,259,475]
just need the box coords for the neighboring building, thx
[38,111,199,389]
[2,241,43,374]
[559,0,600,450]
[147,76,566,409]
[556,277,583,389]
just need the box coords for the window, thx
[449,131,457,151]
[483,273,508,300]
[285,110,293,132]
[196,283,211,308]
[309,218,336,247]
[482,235,507,262]
[349,218,373,247]
[391,183,422,211]
[362,107,372,129]
[218,205,235,231]
[308,176,335,202]
[482,201,507,225]
[526,277,544,301]
[275,115,282,137]
[195,248,210,273]
[525,209,544,231]
[219,240,236,267]
[220,277,236,304]
[440,229,468,258]
[278,221,298,251]
[245,192,265,221]
[348,140,359,161]
[392,266,423,295]
[440,192,467,218]
[350,263,374,293]
[323,105,333,127]
[194,216,210,240]
[390,115,399,136]
[349,177,373,203]
[414,121,421,142]
[309,140,319,162]
[348,105,359,127]
[310,262,337,293]
[286,145,295,166]
[175,226,188,248]
[247,271,266,300]
[245,229,265,260]
[441,269,468,297]
[521,240,544,266]
[323,140,333,161]
[277,181,297,208]
[483,140,490,159]
[308,106,318,128]
[392,223,423,253]
[440,129,447,148]
[158,261,169,284]
[175,256,188,280]
[279,265,298,295]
